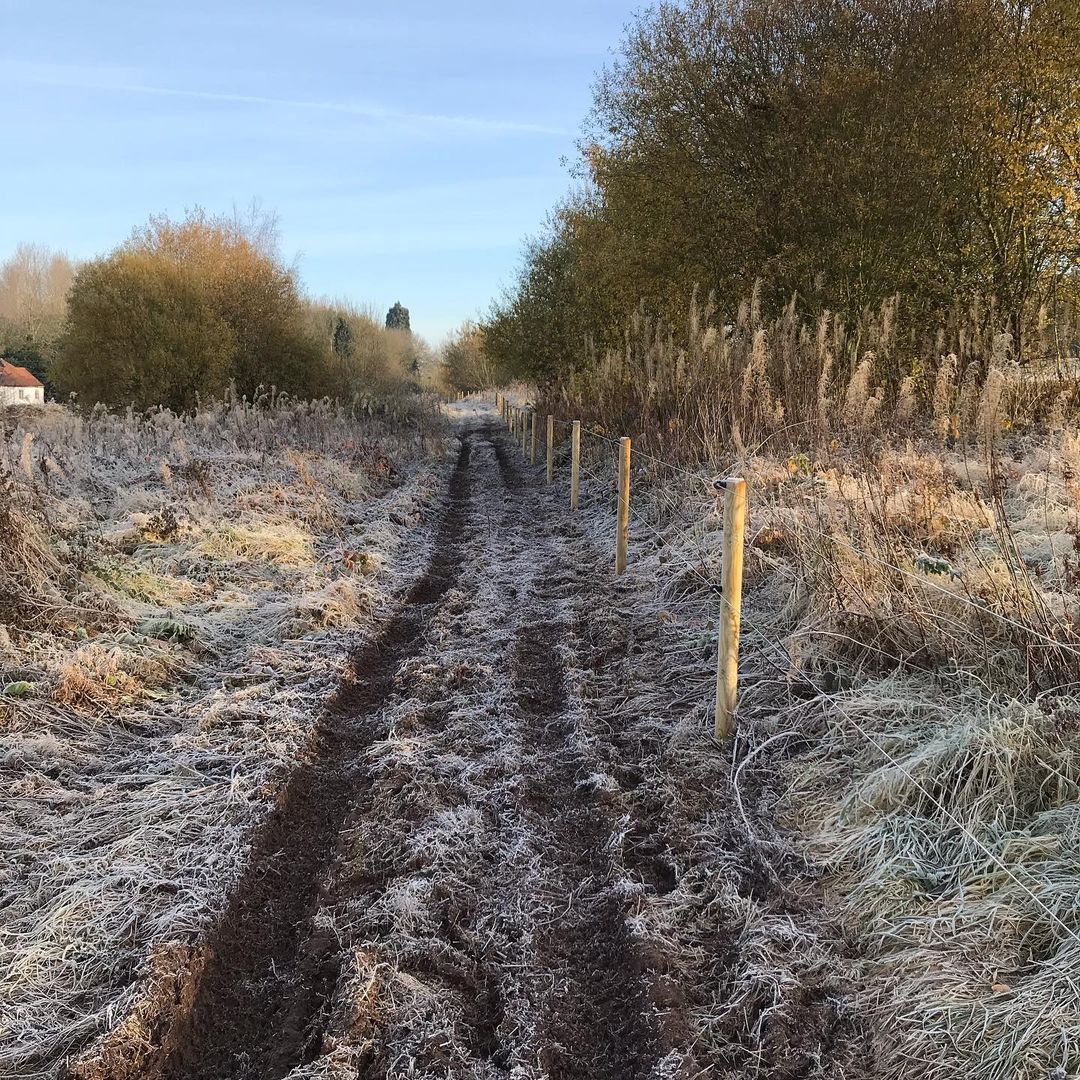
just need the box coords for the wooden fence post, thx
[570,420,581,510]
[521,410,529,455]
[530,413,538,464]
[616,437,631,574]
[546,415,555,483]
[714,478,747,742]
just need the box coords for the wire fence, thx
[481,388,1080,953]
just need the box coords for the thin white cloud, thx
[9,65,568,137]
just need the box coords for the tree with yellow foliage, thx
[54,210,325,410]
[485,0,1080,378]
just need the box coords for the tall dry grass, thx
[542,287,1080,465]
[527,287,1080,1078]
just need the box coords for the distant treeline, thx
[0,210,433,411]
[483,0,1080,388]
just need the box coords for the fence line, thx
[473,389,1080,961]
[515,399,1080,661]
[491,393,1080,729]
[468,393,1080,967]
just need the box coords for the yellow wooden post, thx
[714,478,748,741]
[546,415,555,483]
[615,437,631,574]
[570,420,581,509]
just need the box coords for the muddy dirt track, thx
[67,419,868,1080]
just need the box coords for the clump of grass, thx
[52,642,174,711]
[138,616,197,644]
[92,561,200,606]
[291,578,374,630]
[0,474,99,632]
[791,686,1080,1080]
[199,522,314,566]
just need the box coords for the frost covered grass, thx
[791,689,1080,1080]
[561,413,1080,1079]
[0,395,444,1077]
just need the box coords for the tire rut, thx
[68,433,477,1080]
[67,421,677,1080]
[511,585,660,1080]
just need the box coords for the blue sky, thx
[0,1,640,344]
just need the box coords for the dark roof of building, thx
[0,360,44,388]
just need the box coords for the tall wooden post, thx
[714,478,747,742]
[530,413,538,464]
[546,415,555,483]
[521,410,529,455]
[616,437,631,574]
[570,420,581,510]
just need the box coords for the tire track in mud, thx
[292,427,534,1077]
[69,434,477,1080]
[73,418,814,1080]
[510,591,659,1080]
[287,426,662,1078]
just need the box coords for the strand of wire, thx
[548,416,716,484]
[543,409,1080,665]
[790,515,1080,663]
[500,409,1080,947]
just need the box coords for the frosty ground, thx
[20,399,863,1080]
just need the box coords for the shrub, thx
[53,211,326,410]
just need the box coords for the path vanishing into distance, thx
[67,408,865,1080]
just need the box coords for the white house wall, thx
[0,386,44,406]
